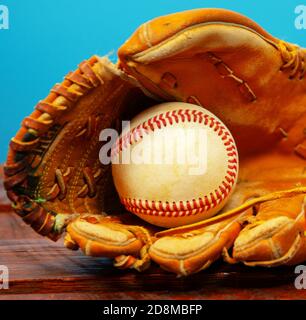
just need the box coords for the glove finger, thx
[149,216,241,276]
[65,214,144,258]
[230,194,306,267]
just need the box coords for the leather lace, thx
[278,40,305,80]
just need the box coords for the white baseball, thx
[111,102,239,228]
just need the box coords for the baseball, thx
[111,102,239,228]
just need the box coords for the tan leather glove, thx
[4,8,306,276]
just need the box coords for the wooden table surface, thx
[0,166,306,300]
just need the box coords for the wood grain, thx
[0,165,306,300]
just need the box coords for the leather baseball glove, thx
[4,8,306,276]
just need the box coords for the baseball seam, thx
[113,109,238,218]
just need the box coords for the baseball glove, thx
[4,8,306,276]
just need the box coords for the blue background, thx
[1,0,305,162]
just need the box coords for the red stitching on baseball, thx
[113,109,238,217]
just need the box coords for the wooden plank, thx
[0,283,306,300]
[0,228,301,295]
